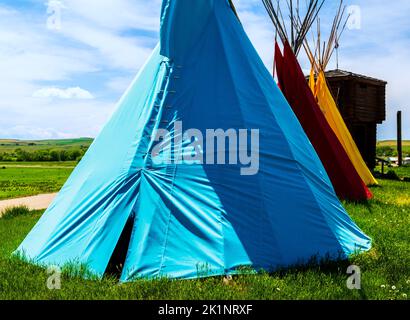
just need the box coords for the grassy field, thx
[0,173,409,300]
[0,161,76,168]
[377,140,410,147]
[377,140,410,156]
[0,163,74,200]
[0,138,93,162]
[1,139,403,154]
[0,138,93,153]
[374,164,410,179]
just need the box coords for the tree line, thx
[0,145,405,162]
[0,148,87,162]
[376,146,409,158]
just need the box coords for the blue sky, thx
[0,0,409,140]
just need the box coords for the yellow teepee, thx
[305,1,378,185]
[312,72,378,185]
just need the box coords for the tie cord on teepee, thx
[14,0,372,282]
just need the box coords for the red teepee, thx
[275,41,372,201]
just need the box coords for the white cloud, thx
[0,126,74,140]
[318,0,410,140]
[62,0,161,32]
[33,87,94,100]
[0,0,408,140]
[105,76,134,93]
[236,7,275,70]
[57,20,153,70]
[0,1,152,140]
[235,0,410,140]
[0,99,115,139]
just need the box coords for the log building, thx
[324,69,387,169]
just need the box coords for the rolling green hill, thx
[377,140,410,157]
[0,138,93,152]
[0,138,408,161]
[0,138,94,162]
[377,140,410,147]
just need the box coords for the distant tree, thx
[377,146,395,157]
[1,142,89,163]
[50,150,61,162]
[32,150,51,161]
[15,148,33,162]
[68,149,81,161]
[0,152,12,161]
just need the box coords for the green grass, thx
[377,140,410,147]
[0,164,73,200]
[0,178,409,300]
[377,140,410,157]
[388,166,410,179]
[0,161,77,168]
[389,166,410,178]
[0,205,31,219]
[374,165,410,180]
[0,138,93,153]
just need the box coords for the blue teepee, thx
[16,0,371,281]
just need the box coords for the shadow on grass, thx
[265,255,352,278]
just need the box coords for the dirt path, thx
[0,193,57,215]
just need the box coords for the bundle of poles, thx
[262,0,325,55]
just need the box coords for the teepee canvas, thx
[305,2,378,186]
[16,0,371,281]
[275,41,372,200]
[264,0,373,201]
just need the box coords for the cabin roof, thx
[325,69,387,85]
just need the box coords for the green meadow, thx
[377,140,410,157]
[0,138,92,162]
[0,138,93,153]
[377,140,410,148]
[0,164,74,200]
[0,162,409,300]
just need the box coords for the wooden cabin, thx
[324,69,387,169]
